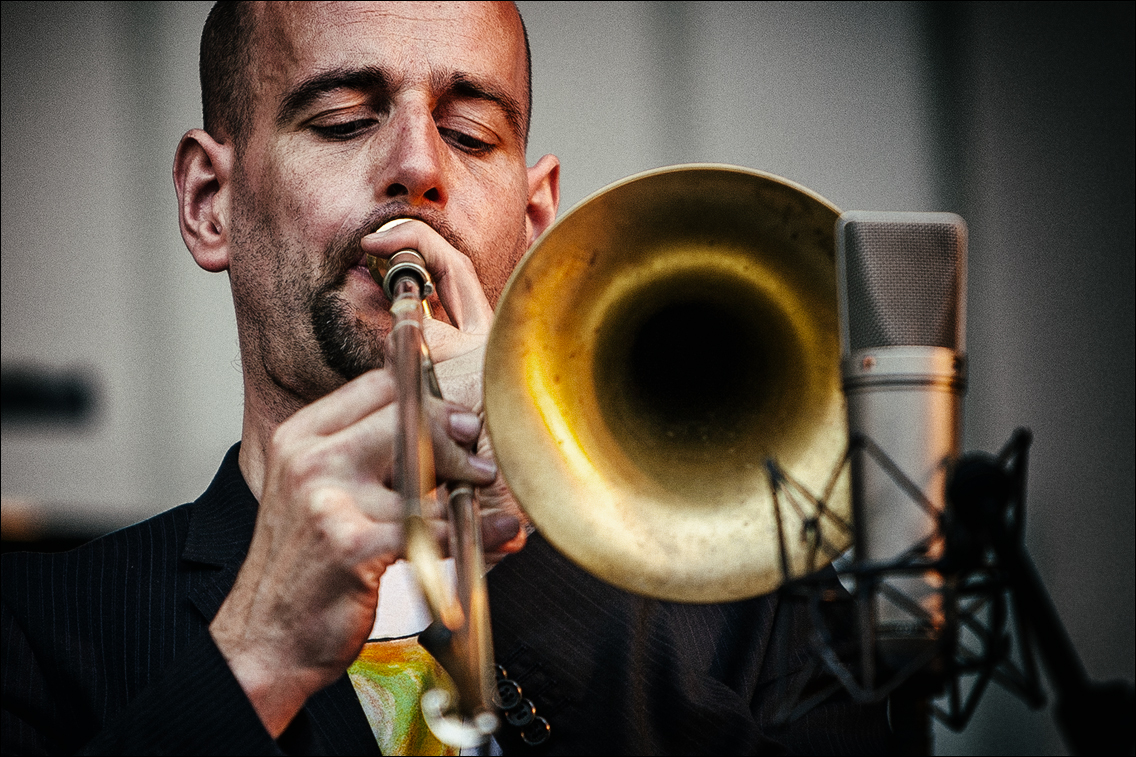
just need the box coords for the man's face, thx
[227,1,532,402]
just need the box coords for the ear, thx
[173,129,235,273]
[525,154,560,246]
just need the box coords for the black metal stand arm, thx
[770,429,1135,756]
[948,440,1135,756]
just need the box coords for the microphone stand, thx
[770,428,1135,755]
[947,432,1135,755]
[890,674,939,756]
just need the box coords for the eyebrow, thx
[276,65,391,128]
[274,64,528,143]
[430,70,528,143]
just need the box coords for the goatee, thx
[310,285,385,381]
[307,205,472,382]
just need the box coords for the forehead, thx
[251,1,527,104]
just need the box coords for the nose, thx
[378,105,447,206]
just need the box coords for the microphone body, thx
[844,346,963,639]
[836,211,967,659]
[826,212,1131,757]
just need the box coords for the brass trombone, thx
[376,165,853,745]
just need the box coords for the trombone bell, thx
[485,165,851,603]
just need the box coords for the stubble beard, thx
[309,272,385,381]
[229,203,384,410]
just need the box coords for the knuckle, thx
[292,444,328,481]
[361,366,393,390]
[277,440,341,497]
[361,368,397,404]
[270,418,299,454]
[307,488,366,554]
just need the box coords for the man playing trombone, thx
[1,3,890,754]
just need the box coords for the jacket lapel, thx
[182,443,257,622]
[179,443,380,755]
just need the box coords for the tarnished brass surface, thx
[484,165,850,603]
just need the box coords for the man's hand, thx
[210,370,496,738]
[363,220,529,559]
[363,219,494,373]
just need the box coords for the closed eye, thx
[440,128,493,155]
[311,119,376,140]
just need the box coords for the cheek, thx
[477,219,529,308]
[253,143,365,248]
[229,173,318,319]
[474,177,531,306]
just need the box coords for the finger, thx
[310,485,405,565]
[340,483,452,565]
[429,403,497,486]
[316,395,490,493]
[446,405,483,448]
[435,439,498,487]
[481,510,521,553]
[472,430,530,557]
[318,393,480,457]
[285,369,397,438]
[361,219,494,334]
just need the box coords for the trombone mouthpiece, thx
[367,218,434,299]
[367,218,436,300]
[367,250,435,301]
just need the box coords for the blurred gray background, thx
[2,2,1132,753]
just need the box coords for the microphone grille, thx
[837,211,967,352]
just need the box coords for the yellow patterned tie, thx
[348,636,460,756]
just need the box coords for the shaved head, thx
[199,1,532,149]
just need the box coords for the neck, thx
[238,420,269,503]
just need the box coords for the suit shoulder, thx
[1,503,194,605]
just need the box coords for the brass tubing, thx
[447,483,497,719]
[379,249,498,745]
[389,274,459,630]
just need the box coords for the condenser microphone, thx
[836,211,967,665]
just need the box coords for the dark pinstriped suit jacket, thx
[2,445,891,755]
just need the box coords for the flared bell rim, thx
[485,165,850,603]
